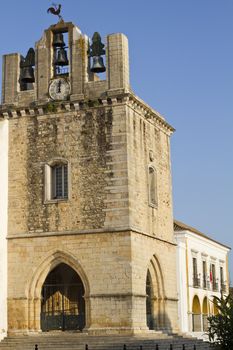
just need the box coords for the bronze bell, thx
[53,33,65,47]
[54,48,69,66]
[91,56,106,73]
[21,66,35,83]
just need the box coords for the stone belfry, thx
[0,15,178,336]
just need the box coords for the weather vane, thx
[47,3,63,21]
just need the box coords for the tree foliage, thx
[207,294,233,349]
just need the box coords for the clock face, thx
[49,78,70,101]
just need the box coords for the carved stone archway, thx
[26,250,90,332]
[41,263,85,331]
[146,254,165,330]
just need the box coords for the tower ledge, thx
[0,91,174,135]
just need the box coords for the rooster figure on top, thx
[47,3,63,20]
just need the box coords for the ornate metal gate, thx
[41,264,85,331]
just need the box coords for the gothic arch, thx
[146,254,165,330]
[148,254,165,299]
[26,249,90,331]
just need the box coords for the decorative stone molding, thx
[0,92,175,137]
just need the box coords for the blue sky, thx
[1,1,233,280]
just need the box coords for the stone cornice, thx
[7,226,177,247]
[0,101,108,121]
[0,91,175,135]
[128,93,175,135]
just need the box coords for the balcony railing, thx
[202,277,210,290]
[221,283,227,293]
[193,276,201,288]
[212,280,219,292]
[193,276,226,292]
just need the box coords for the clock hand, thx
[57,80,62,93]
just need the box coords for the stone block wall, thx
[107,34,129,92]
[1,54,20,105]
[130,232,179,331]
[7,232,133,333]
[7,103,130,237]
[8,229,178,334]
[6,97,178,334]
[126,102,174,242]
[0,120,8,340]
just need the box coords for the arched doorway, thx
[146,255,165,331]
[41,263,85,331]
[202,297,208,331]
[146,270,153,330]
[192,296,201,332]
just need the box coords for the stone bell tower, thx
[2,20,129,106]
[1,17,178,335]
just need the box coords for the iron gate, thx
[41,283,85,331]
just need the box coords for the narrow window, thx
[52,164,68,199]
[202,261,207,289]
[211,264,218,291]
[193,257,200,287]
[193,257,197,277]
[149,166,157,207]
[220,266,226,292]
[211,264,216,282]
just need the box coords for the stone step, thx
[0,343,210,349]
[0,341,209,350]
[0,340,209,345]
[0,346,210,349]
[0,334,211,350]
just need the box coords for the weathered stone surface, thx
[3,20,178,336]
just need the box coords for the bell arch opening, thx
[41,263,85,331]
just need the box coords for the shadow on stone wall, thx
[151,311,173,333]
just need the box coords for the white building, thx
[175,219,230,337]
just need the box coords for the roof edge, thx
[174,219,231,250]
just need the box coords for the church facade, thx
[0,20,179,337]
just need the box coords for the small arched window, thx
[148,166,157,207]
